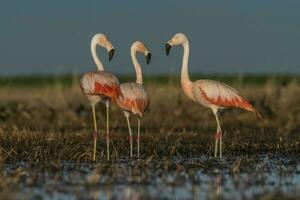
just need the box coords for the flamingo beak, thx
[146,53,151,65]
[108,49,115,61]
[165,43,171,56]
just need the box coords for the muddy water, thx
[2,154,300,200]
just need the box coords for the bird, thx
[80,33,122,161]
[116,41,151,158]
[165,33,262,158]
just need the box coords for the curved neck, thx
[181,41,191,84]
[91,40,104,71]
[131,48,143,84]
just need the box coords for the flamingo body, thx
[186,80,262,118]
[166,33,262,158]
[116,83,150,118]
[115,41,151,157]
[80,71,121,104]
[80,33,119,161]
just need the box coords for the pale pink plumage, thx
[166,33,262,158]
[116,83,150,118]
[80,33,120,161]
[80,71,122,104]
[192,80,262,118]
[115,41,151,158]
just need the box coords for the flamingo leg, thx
[137,118,141,158]
[106,101,110,161]
[219,131,222,158]
[125,112,133,157]
[92,104,98,161]
[214,136,219,157]
[214,111,223,158]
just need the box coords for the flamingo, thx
[80,33,122,161]
[116,41,151,158]
[165,33,262,158]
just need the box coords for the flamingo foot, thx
[214,132,222,140]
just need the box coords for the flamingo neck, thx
[91,39,104,71]
[131,48,143,84]
[181,41,191,85]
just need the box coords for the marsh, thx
[0,75,299,199]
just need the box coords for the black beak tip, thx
[146,53,151,65]
[165,43,171,56]
[108,49,115,61]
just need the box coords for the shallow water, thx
[2,154,300,200]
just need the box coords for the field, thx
[0,75,300,199]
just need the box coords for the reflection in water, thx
[124,187,142,200]
[106,189,110,200]
[2,154,300,199]
[214,173,222,199]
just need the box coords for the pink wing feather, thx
[116,83,150,118]
[80,71,122,100]
[197,80,262,119]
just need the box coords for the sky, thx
[1,0,300,76]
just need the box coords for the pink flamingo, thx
[165,33,262,158]
[80,33,122,161]
[116,41,151,158]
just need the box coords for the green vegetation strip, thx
[0,74,299,87]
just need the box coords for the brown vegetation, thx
[0,77,299,199]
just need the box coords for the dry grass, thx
[0,77,299,162]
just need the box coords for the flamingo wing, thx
[80,71,122,99]
[196,80,262,118]
[117,83,150,117]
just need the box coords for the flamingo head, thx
[93,33,115,61]
[165,33,188,55]
[131,41,152,65]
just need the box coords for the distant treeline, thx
[0,74,299,87]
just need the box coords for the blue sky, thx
[1,0,300,76]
